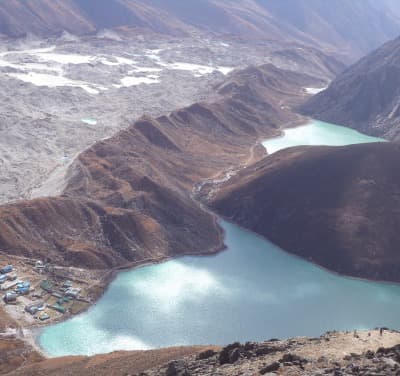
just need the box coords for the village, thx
[0,254,106,326]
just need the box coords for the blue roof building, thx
[0,265,13,274]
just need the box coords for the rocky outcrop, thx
[0,64,320,269]
[147,336,400,376]
[210,142,400,283]
[299,35,400,140]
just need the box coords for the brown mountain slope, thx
[299,36,400,140]
[2,345,212,376]
[210,142,400,283]
[0,64,321,269]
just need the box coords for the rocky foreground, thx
[4,329,400,375]
[146,330,400,376]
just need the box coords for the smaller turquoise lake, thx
[39,119,392,357]
[262,119,383,154]
[81,118,97,126]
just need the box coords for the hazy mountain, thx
[299,36,400,140]
[0,0,189,37]
[375,0,400,18]
[255,0,400,59]
[0,1,399,60]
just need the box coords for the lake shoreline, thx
[23,117,393,357]
[27,117,304,356]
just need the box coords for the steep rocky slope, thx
[0,63,320,269]
[6,330,400,375]
[211,142,400,283]
[0,1,399,60]
[299,36,400,140]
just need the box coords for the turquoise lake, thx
[262,119,383,154]
[81,118,97,126]
[39,119,392,357]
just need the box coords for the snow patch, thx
[117,75,160,87]
[160,62,234,77]
[8,72,101,94]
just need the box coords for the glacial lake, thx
[39,119,392,357]
[262,119,383,154]
[81,118,97,126]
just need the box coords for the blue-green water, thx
[262,119,384,154]
[81,118,97,126]
[39,119,391,357]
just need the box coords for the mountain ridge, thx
[299,35,400,140]
[0,63,320,269]
[210,142,400,283]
